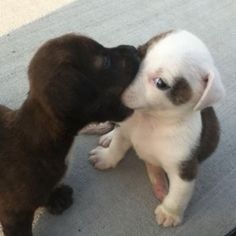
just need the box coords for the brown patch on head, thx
[167,78,192,105]
[138,30,174,58]
[179,158,198,181]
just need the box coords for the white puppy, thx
[89,30,225,227]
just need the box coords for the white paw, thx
[98,131,114,147]
[89,146,114,170]
[155,204,182,227]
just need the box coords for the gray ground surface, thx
[0,0,235,235]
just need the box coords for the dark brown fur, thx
[180,158,198,181]
[168,78,192,105]
[195,107,220,162]
[180,107,220,181]
[0,34,140,236]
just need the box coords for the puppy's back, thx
[197,107,220,162]
[0,105,16,153]
[0,104,12,127]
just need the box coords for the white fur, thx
[122,30,225,111]
[89,30,224,227]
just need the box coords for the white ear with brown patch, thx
[194,69,225,111]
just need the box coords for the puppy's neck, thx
[135,108,199,126]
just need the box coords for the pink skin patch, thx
[145,163,169,202]
[148,69,163,87]
[148,76,157,87]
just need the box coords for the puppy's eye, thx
[103,56,111,69]
[154,78,170,90]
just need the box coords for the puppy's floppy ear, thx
[45,65,97,119]
[194,69,225,111]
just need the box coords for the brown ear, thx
[137,44,148,58]
[45,65,97,120]
[194,69,225,110]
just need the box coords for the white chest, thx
[120,112,202,167]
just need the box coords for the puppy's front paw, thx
[89,146,114,170]
[155,204,182,227]
[98,131,114,147]
[46,184,73,215]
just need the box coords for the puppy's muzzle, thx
[117,45,137,53]
[117,45,140,63]
[117,45,140,79]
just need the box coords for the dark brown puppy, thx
[0,33,140,236]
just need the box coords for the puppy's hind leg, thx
[145,163,169,202]
[46,184,73,215]
[89,127,131,170]
[1,210,34,236]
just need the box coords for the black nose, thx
[117,45,137,53]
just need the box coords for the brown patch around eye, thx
[167,78,192,105]
[138,30,174,58]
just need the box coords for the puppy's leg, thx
[46,184,73,215]
[79,121,114,135]
[89,128,131,170]
[1,210,34,236]
[155,168,195,227]
[145,163,169,202]
[98,129,115,147]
